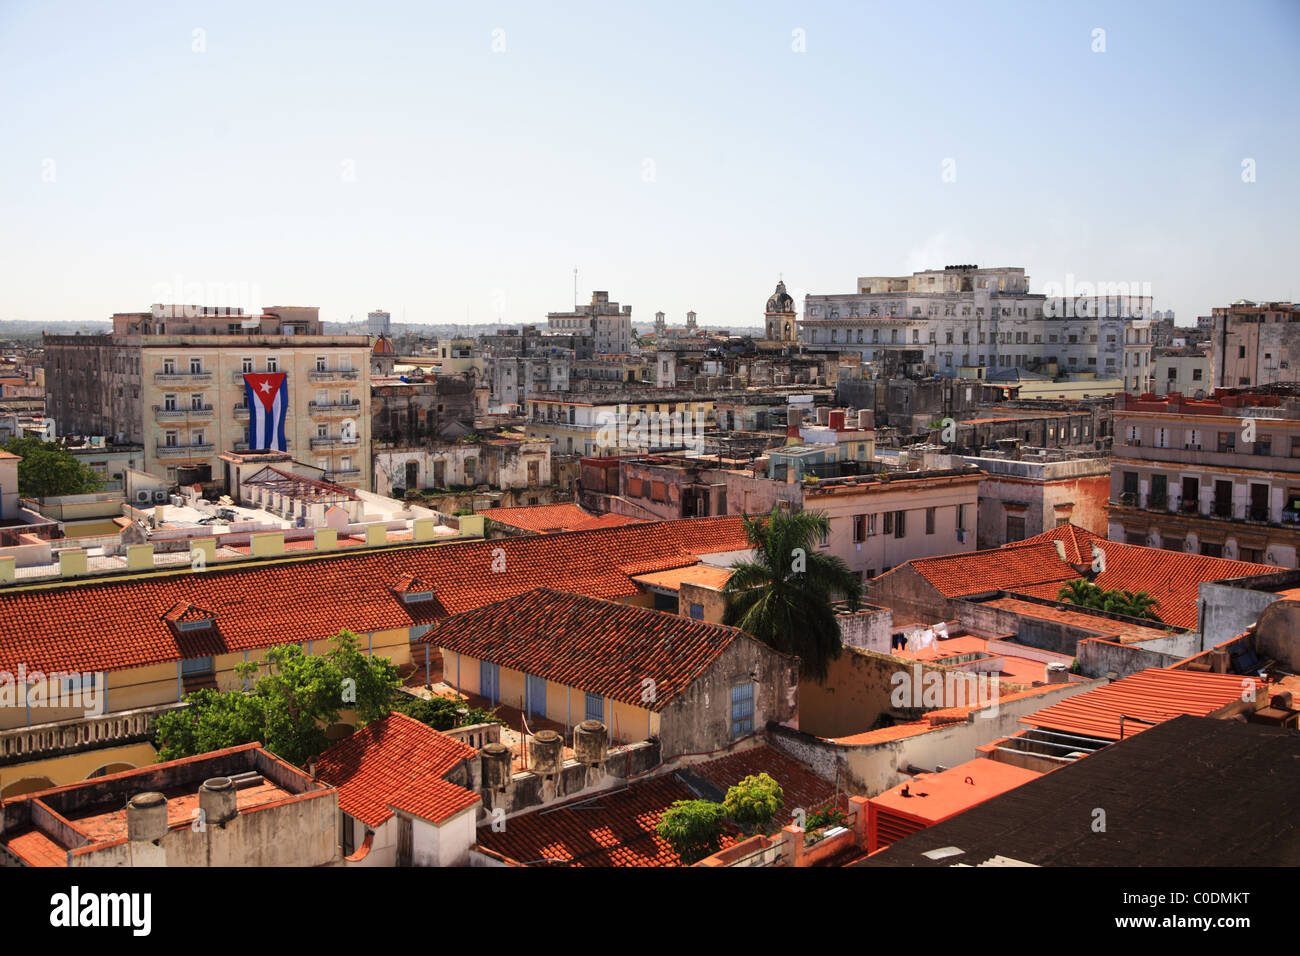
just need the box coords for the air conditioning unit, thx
[154,490,169,503]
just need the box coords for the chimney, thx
[1045,662,1069,684]
[126,791,169,844]
[199,776,238,827]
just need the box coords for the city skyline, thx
[2,0,1298,327]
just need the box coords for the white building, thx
[367,310,391,336]
[801,265,1153,379]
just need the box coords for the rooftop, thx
[485,503,644,534]
[0,516,752,676]
[1020,667,1262,741]
[423,589,786,712]
[313,713,479,828]
[856,716,1300,867]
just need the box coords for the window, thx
[1255,435,1272,456]
[1006,515,1026,541]
[689,602,704,620]
[585,692,604,723]
[316,356,327,371]
[242,357,253,373]
[883,511,894,536]
[191,393,205,410]
[853,514,867,542]
[181,656,214,676]
[163,394,177,411]
[1217,431,1236,453]
[163,358,176,375]
[164,431,178,447]
[730,682,754,739]
[956,504,966,531]
[267,357,278,372]
[189,357,202,374]
[893,510,906,538]
[925,507,935,534]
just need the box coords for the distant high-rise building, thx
[367,310,391,336]
[1210,301,1300,389]
[547,291,633,357]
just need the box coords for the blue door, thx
[526,674,547,719]
[731,682,754,738]
[480,661,499,704]
[585,692,604,723]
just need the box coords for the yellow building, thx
[44,305,372,488]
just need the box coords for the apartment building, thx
[546,291,634,357]
[1209,300,1300,389]
[43,305,371,488]
[1121,319,1154,394]
[801,265,1152,379]
[524,392,719,457]
[1151,347,1211,397]
[1108,389,1300,567]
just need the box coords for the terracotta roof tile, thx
[475,774,738,867]
[312,713,479,828]
[485,504,644,534]
[0,516,751,676]
[424,589,774,711]
[1021,667,1263,741]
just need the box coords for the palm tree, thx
[1118,590,1159,620]
[721,508,862,682]
[1056,578,1099,607]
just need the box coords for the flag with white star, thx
[243,372,289,451]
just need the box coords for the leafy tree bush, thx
[2,437,105,499]
[724,772,785,831]
[152,630,397,765]
[656,799,728,865]
[392,693,504,730]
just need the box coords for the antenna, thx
[573,267,578,309]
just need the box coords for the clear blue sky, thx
[2,0,1297,329]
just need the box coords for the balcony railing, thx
[308,369,360,382]
[310,436,361,450]
[156,442,215,458]
[153,404,214,421]
[308,399,362,416]
[0,701,190,765]
[154,371,212,385]
[1146,493,1168,511]
[233,404,249,420]
[324,468,362,479]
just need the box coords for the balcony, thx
[233,403,249,420]
[308,369,360,383]
[0,701,189,765]
[153,404,214,422]
[310,436,361,450]
[308,399,362,417]
[156,442,215,458]
[154,371,212,386]
[1146,493,1168,511]
[323,468,362,481]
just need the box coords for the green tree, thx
[2,437,105,499]
[392,693,504,731]
[722,508,862,681]
[656,800,728,865]
[152,630,398,765]
[1056,578,1159,621]
[723,772,785,832]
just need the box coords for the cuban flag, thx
[243,373,289,451]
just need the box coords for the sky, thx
[1,0,1297,330]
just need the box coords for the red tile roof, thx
[485,504,644,534]
[386,777,481,826]
[686,743,839,813]
[1021,668,1263,741]
[0,516,751,675]
[475,774,738,867]
[902,541,1079,598]
[424,589,779,711]
[888,523,1273,630]
[313,713,479,828]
